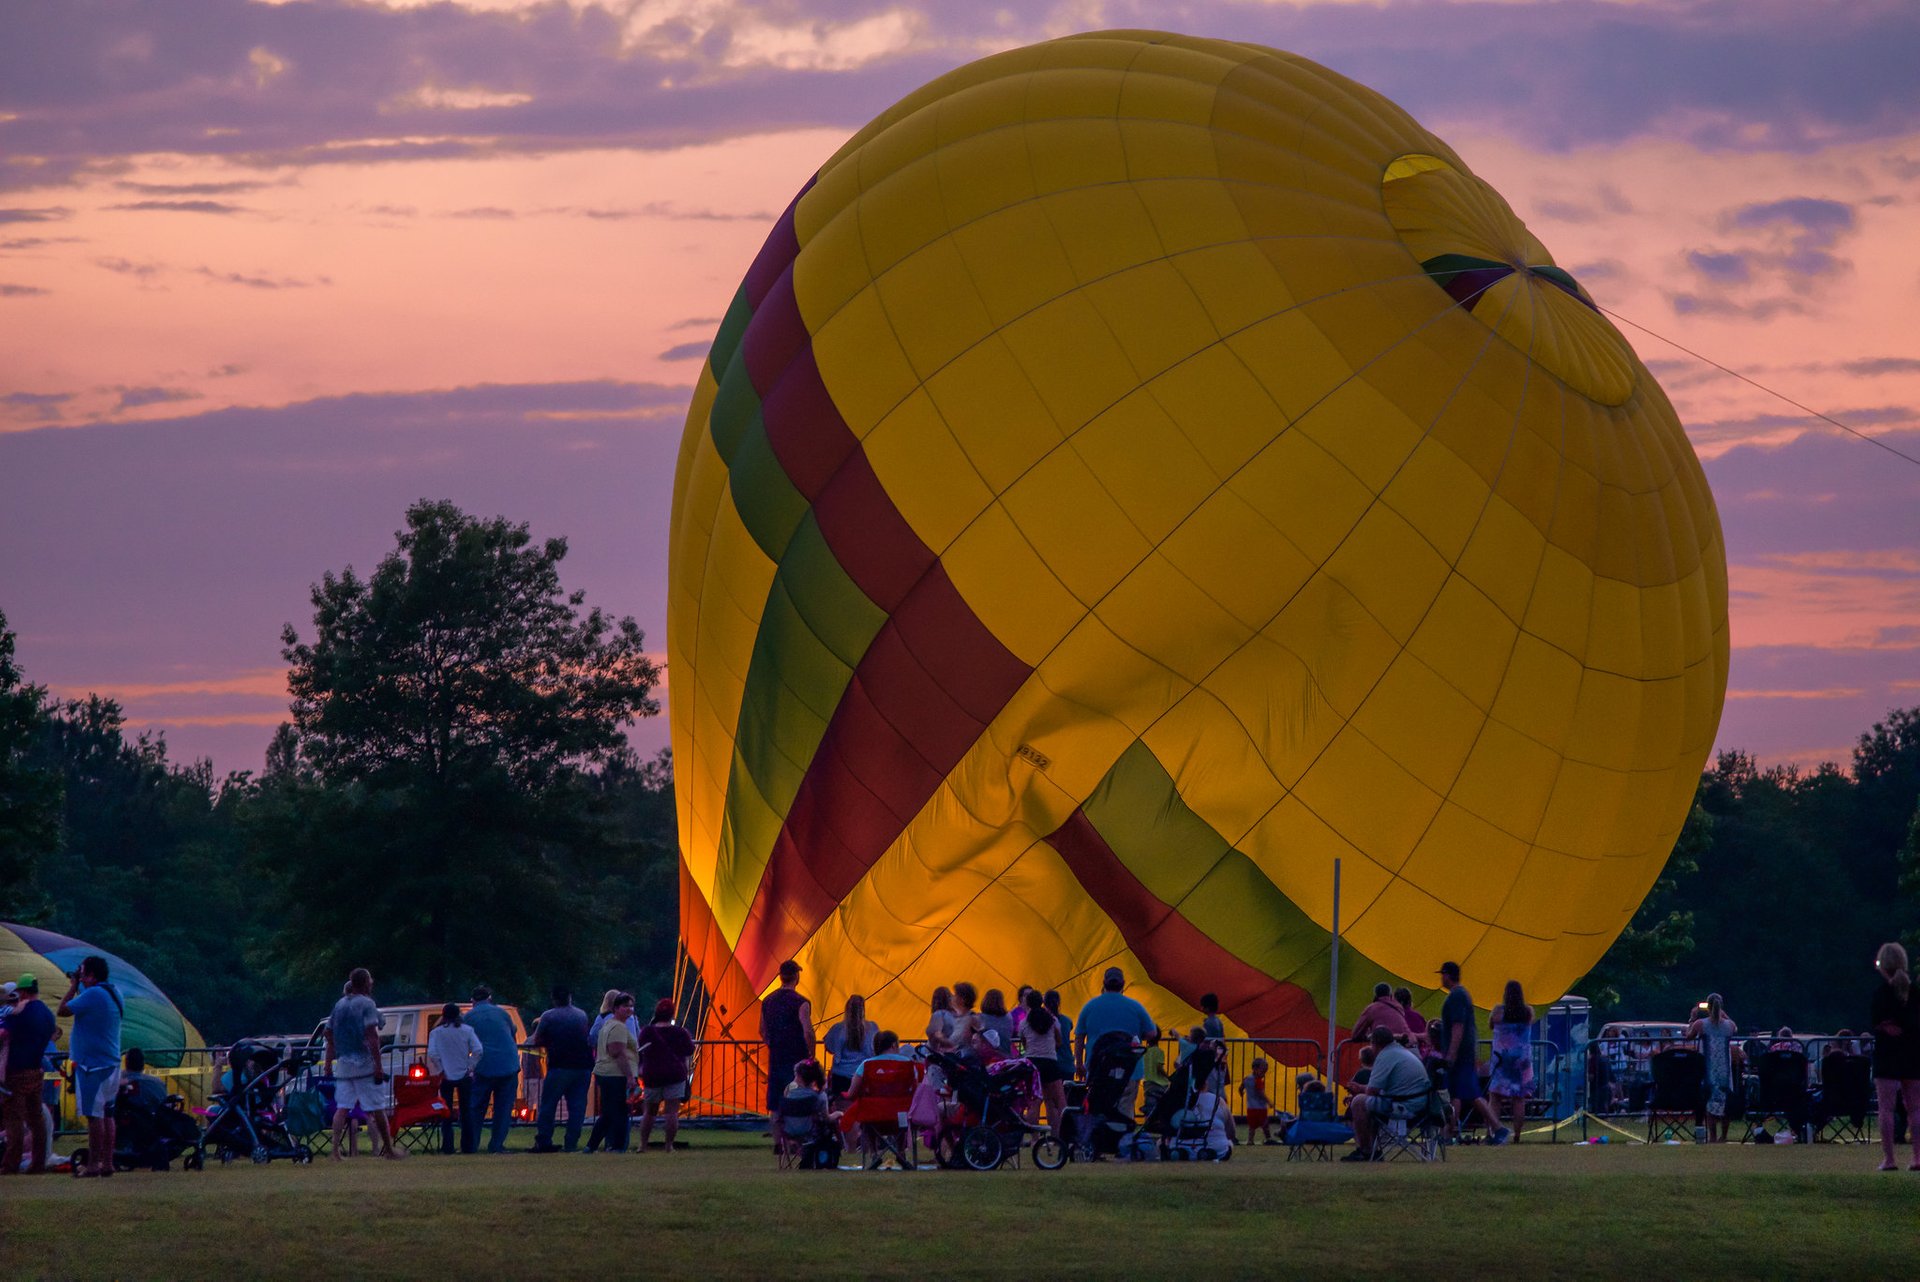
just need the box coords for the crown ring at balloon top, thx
[1383,153,1637,407]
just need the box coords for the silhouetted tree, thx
[250,500,661,998]
[0,609,61,921]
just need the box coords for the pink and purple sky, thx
[3,0,1917,776]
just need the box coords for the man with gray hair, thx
[1345,1026,1431,1160]
[324,967,403,1161]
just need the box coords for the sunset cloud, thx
[2,0,1916,773]
[6,0,1919,194]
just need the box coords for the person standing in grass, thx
[1,975,56,1175]
[824,995,875,1100]
[1075,967,1156,1119]
[426,1003,482,1155]
[1437,961,1508,1144]
[1021,989,1068,1131]
[588,993,639,1153]
[925,987,957,1054]
[530,986,595,1153]
[1871,942,1920,1171]
[1242,1059,1276,1144]
[324,968,402,1163]
[1395,988,1429,1050]
[636,998,694,1154]
[1487,981,1534,1143]
[61,956,125,1177]
[759,960,812,1114]
[465,985,521,1155]
[1685,992,1738,1143]
[978,989,1016,1059]
[1044,991,1074,1084]
[948,982,981,1061]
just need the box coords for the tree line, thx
[1,499,1916,1043]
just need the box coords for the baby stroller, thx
[1148,1042,1232,1161]
[1061,1031,1146,1161]
[68,1082,205,1175]
[925,1048,1064,1171]
[201,1040,319,1165]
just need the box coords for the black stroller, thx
[69,1089,204,1174]
[201,1040,320,1165]
[925,1048,1063,1170]
[1061,1031,1146,1160]
[1145,1041,1232,1160]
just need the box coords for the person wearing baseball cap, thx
[1437,961,1509,1144]
[1074,965,1157,1116]
[759,960,812,1115]
[3,972,58,1174]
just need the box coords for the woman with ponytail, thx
[1871,942,1920,1170]
[1685,992,1738,1142]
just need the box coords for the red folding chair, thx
[839,1059,924,1169]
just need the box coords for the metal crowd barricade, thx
[1203,1038,1328,1123]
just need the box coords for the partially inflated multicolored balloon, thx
[668,30,1726,1076]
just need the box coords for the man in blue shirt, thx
[1074,966,1157,1118]
[465,985,520,1154]
[59,956,124,1178]
[2,975,59,1174]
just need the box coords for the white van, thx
[294,1002,530,1082]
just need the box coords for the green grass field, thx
[3,1132,1915,1278]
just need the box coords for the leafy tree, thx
[251,500,661,1000]
[1575,788,1711,1013]
[0,609,62,921]
[22,696,304,1042]
[1898,800,1920,952]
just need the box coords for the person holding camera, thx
[324,967,404,1161]
[59,956,124,1178]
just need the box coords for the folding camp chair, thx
[1742,1050,1810,1142]
[1282,1118,1353,1161]
[839,1058,923,1170]
[1815,1054,1872,1143]
[1645,1048,1705,1142]
[389,1070,451,1153]
[1372,1081,1448,1163]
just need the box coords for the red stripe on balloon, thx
[1047,807,1344,1053]
[727,199,1032,986]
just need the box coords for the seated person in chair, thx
[1346,1028,1431,1161]
[842,1031,916,1165]
[778,1060,839,1159]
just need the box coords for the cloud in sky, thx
[0,282,49,297]
[105,199,251,215]
[5,0,1920,191]
[0,378,687,770]
[3,1,1917,773]
[0,207,71,223]
[113,385,200,410]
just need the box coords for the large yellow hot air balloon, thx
[668,30,1727,1088]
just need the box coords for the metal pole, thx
[1326,857,1341,1075]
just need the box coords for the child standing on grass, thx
[1242,1059,1276,1144]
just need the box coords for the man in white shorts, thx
[59,957,124,1178]
[325,968,403,1161]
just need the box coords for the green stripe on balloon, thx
[702,279,889,903]
[1079,741,1441,1019]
